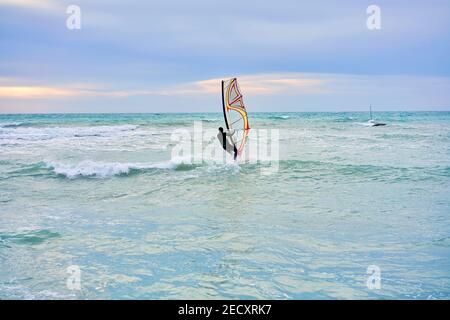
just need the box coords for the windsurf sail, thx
[221,78,250,155]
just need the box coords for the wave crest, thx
[268,115,290,120]
[44,157,195,179]
[0,125,138,142]
[0,122,26,128]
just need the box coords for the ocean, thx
[0,112,449,299]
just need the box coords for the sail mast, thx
[221,80,230,129]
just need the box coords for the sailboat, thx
[367,105,386,127]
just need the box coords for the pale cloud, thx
[0,86,75,98]
[0,85,158,99]
[0,0,63,12]
[0,81,104,99]
[1,73,449,112]
[0,74,329,99]
[161,74,330,96]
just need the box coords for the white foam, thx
[44,157,193,179]
[270,115,290,120]
[0,122,24,128]
[202,118,219,122]
[0,125,138,142]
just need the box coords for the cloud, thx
[0,0,63,12]
[160,74,330,96]
[1,73,449,112]
[0,73,329,99]
[0,86,75,98]
[0,85,157,99]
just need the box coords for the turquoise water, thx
[0,112,449,299]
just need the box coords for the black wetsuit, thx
[217,130,238,160]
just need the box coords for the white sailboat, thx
[367,105,386,127]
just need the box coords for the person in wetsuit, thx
[217,127,238,160]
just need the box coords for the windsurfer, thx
[217,127,237,160]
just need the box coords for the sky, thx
[0,0,449,113]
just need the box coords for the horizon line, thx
[1,110,450,116]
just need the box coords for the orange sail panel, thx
[221,78,250,155]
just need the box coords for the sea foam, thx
[0,125,138,142]
[0,122,25,128]
[44,157,193,179]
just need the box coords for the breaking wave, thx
[268,115,291,120]
[0,122,26,128]
[43,157,196,179]
[201,118,220,122]
[0,125,138,142]
[0,229,60,246]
